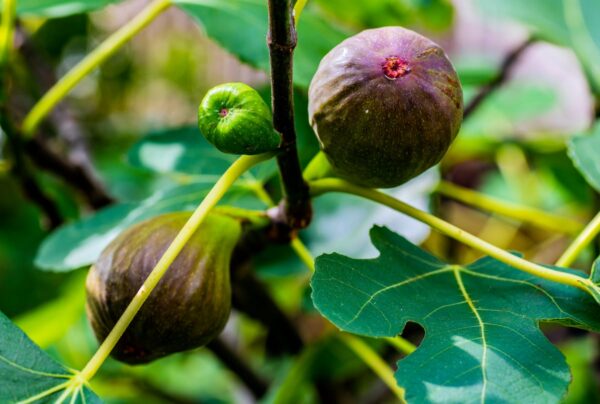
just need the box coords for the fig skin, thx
[198,82,281,155]
[86,212,241,365]
[308,26,463,188]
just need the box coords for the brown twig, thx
[207,338,269,399]
[463,38,536,119]
[25,137,113,209]
[0,108,63,229]
[268,0,312,229]
[15,25,114,209]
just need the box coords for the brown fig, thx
[308,26,463,188]
[86,211,241,364]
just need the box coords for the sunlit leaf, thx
[312,227,600,403]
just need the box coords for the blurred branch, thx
[15,26,114,209]
[463,38,536,119]
[21,0,172,136]
[268,0,312,229]
[0,109,63,229]
[25,137,114,209]
[436,181,584,235]
[230,256,304,357]
[207,338,269,399]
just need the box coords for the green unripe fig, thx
[308,27,463,188]
[85,212,241,364]
[198,82,281,155]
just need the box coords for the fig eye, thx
[382,56,411,80]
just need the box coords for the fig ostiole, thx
[198,82,281,155]
[308,26,463,188]
[86,211,242,365]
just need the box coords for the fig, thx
[198,82,281,155]
[308,26,463,188]
[86,211,241,364]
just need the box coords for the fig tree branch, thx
[463,37,536,119]
[14,26,114,209]
[0,109,63,229]
[21,0,172,136]
[268,0,312,229]
[207,338,269,398]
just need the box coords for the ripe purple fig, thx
[86,212,240,364]
[308,26,463,188]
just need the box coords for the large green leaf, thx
[35,125,271,272]
[0,310,100,403]
[35,182,262,271]
[476,0,600,91]
[311,227,600,403]
[568,122,600,193]
[175,0,347,88]
[6,0,120,17]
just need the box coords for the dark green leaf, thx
[35,182,262,271]
[128,125,276,180]
[568,122,600,193]
[8,0,121,17]
[175,0,347,88]
[0,310,100,403]
[312,227,600,403]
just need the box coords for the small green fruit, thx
[86,212,241,364]
[198,82,281,155]
[308,26,463,188]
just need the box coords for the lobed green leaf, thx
[312,227,600,403]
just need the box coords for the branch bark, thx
[268,0,311,229]
[207,338,269,399]
[0,109,63,229]
[15,25,114,209]
[463,38,536,119]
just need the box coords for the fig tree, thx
[308,26,463,188]
[86,212,241,364]
[198,82,281,155]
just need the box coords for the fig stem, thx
[21,0,172,136]
[310,178,600,304]
[436,181,584,235]
[292,0,308,22]
[0,0,16,68]
[78,153,274,383]
[556,210,600,267]
[268,0,312,229]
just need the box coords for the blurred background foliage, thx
[1,0,600,402]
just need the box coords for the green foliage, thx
[314,0,454,32]
[568,122,600,193]
[175,0,347,88]
[35,127,270,272]
[0,310,100,403]
[8,0,120,17]
[311,227,600,403]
